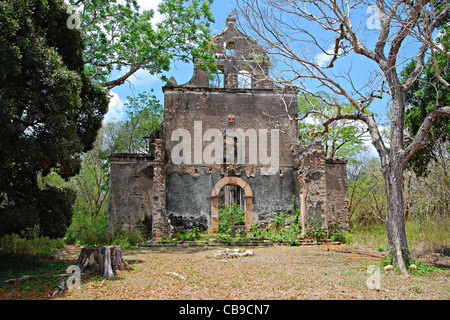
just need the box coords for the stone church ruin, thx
[107,16,350,239]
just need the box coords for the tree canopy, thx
[68,0,217,89]
[0,0,109,236]
[403,22,450,177]
[298,92,369,159]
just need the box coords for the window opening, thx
[238,69,252,88]
[210,68,224,88]
[225,42,236,56]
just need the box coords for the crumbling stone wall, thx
[293,142,350,232]
[185,15,272,89]
[160,15,300,232]
[325,157,350,231]
[162,87,298,168]
[107,154,154,236]
[151,139,174,239]
[294,142,328,227]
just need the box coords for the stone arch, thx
[224,41,237,56]
[209,65,224,88]
[238,65,253,72]
[210,177,253,232]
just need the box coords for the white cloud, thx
[304,114,320,125]
[104,91,124,122]
[315,46,343,67]
[137,0,165,27]
[127,68,162,88]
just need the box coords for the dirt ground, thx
[54,244,448,300]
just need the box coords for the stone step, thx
[140,239,340,248]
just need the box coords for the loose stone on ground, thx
[212,248,254,259]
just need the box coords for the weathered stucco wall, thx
[162,88,298,168]
[165,168,297,230]
[107,154,154,236]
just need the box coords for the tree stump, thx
[75,246,130,278]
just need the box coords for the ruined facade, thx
[107,16,350,239]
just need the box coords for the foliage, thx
[173,227,201,241]
[298,93,369,159]
[110,229,144,249]
[402,24,450,177]
[305,219,326,241]
[65,209,144,249]
[407,260,443,275]
[328,222,353,244]
[274,213,286,229]
[0,185,76,238]
[249,224,262,238]
[216,233,233,245]
[0,0,109,180]
[218,203,246,234]
[68,0,217,89]
[34,186,77,239]
[351,218,449,259]
[65,209,109,246]
[71,129,110,219]
[0,0,108,237]
[348,153,449,228]
[273,223,302,244]
[347,157,387,226]
[0,228,60,259]
[104,91,163,154]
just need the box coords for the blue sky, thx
[104,0,236,122]
[102,0,390,156]
[104,1,391,125]
[102,0,434,158]
[102,0,430,124]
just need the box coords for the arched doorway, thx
[210,177,253,232]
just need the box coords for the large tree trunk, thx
[378,74,413,276]
[382,161,412,275]
[75,246,130,278]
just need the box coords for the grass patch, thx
[0,230,74,300]
[0,232,63,261]
[65,210,144,249]
[350,219,449,257]
[405,219,449,257]
[0,255,72,300]
[350,224,388,248]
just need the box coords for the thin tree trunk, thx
[383,162,412,275]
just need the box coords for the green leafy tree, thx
[298,92,369,158]
[0,0,109,237]
[68,0,217,89]
[105,91,163,154]
[403,23,450,177]
[72,128,110,219]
